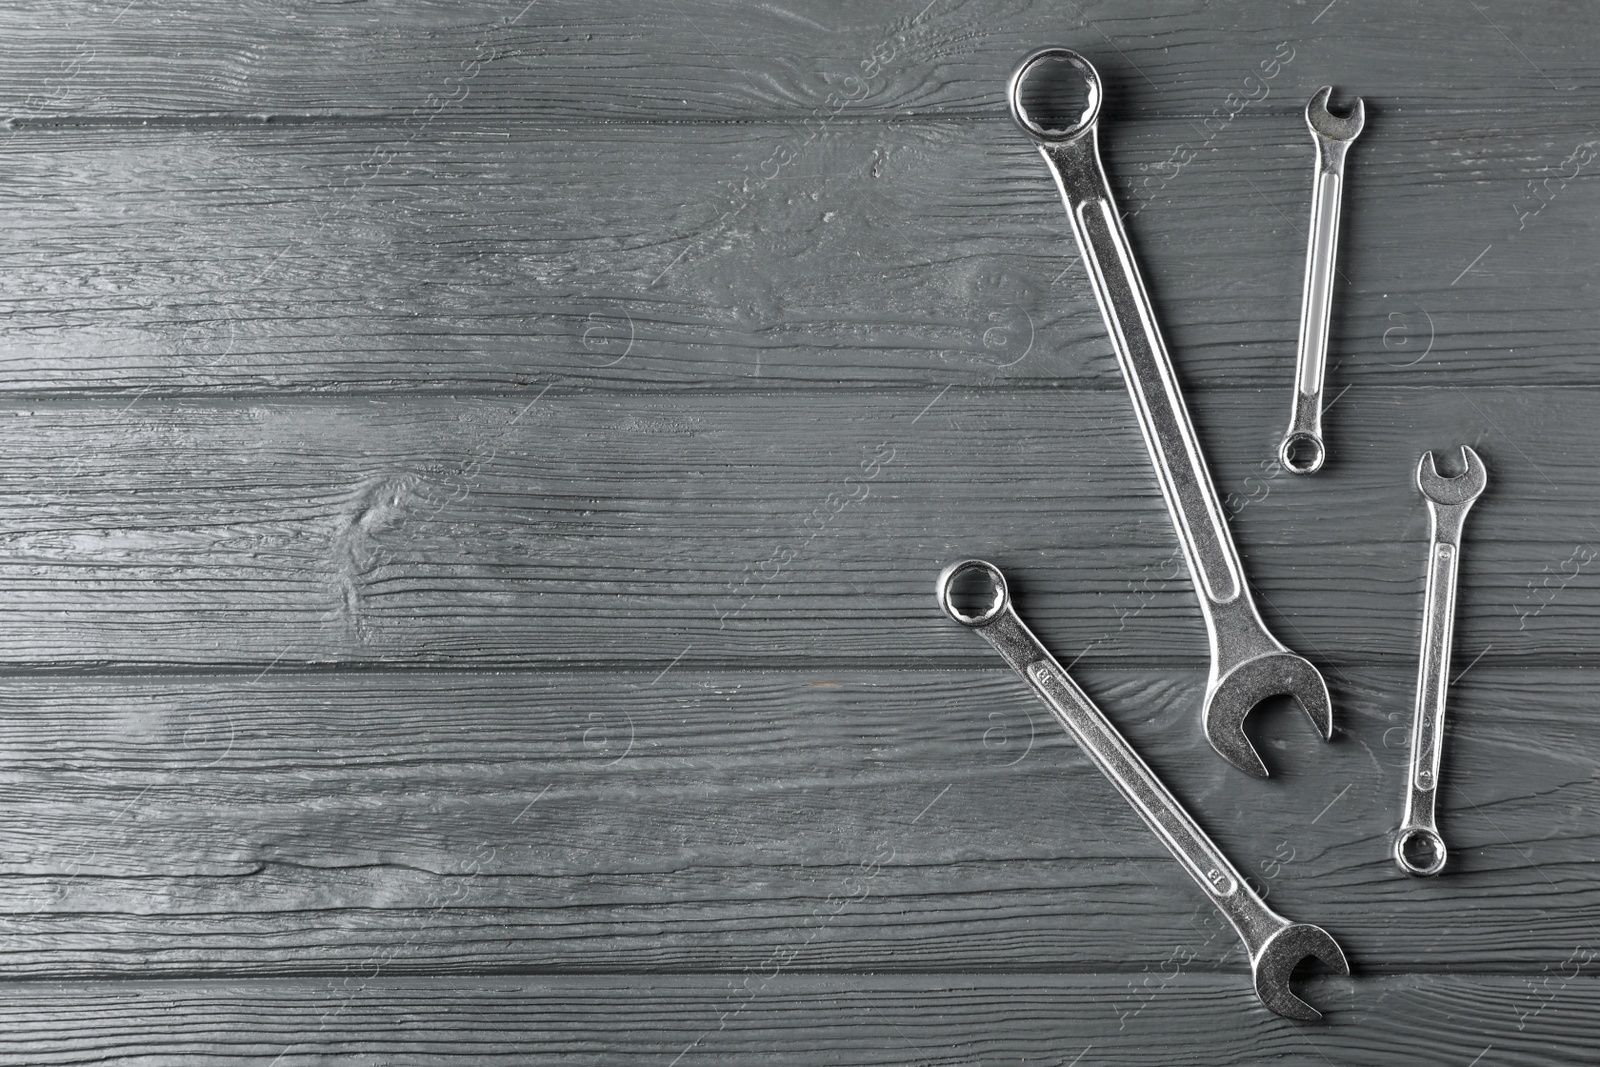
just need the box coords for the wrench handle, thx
[1038,137,1246,611]
[947,570,1286,956]
[1397,523,1465,875]
[1281,140,1352,475]
[1296,166,1344,401]
[1410,539,1460,794]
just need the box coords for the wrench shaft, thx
[974,603,1286,953]
[1296,170,1343,399]
[1408,540,1459,795]
[1041,138,1243,609]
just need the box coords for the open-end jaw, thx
[1417,445,1487,506]
[1253,922,1351,1022]
[1305,86,1365,142]
[1205,651,1334,778]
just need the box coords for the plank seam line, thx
[0,381,1581,406]
[3,97,1593,132]
[0,106,1443,132]
[0,967,1580,987]
[0,657,1567,682]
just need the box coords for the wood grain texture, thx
[0,974,1592,1065]
[0,666,1591,977]
[0,0,1596,1058]
[0,0,1593,121]
[0,117,1594,393]
[0,387,1584,669]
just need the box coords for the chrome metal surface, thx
[1008,48,1332,776]
[1395,446,1487,876]
[1280,87,1365,475]
[937,559,1349,1020]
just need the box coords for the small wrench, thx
[1280,87,1365,475]
[937,560,1349,1019]
[1395,446,1487,876]
[1009,49,1331,776]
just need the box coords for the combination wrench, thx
[1395,446,1487,876]
[1008,49,1331,776]
[937,560,1349,1019]
[1279,87,1365,475]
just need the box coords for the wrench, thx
[1279,87,1365,475]
[1008,48,1331,776]
[937,559,1349,1019]
[1395,446,1487,876]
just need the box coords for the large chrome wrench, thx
[937,560,1349,1019]
[1009,49,1331,776]
[1279,88,1365,475]
[1395,446,1487,876]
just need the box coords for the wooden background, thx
[1,0,1596,1062]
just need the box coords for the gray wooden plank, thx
[0,666,1591,977]
[0,0,1591,1051]
[0,117,1594,393]
[0,0,1592,121]
[0,388,1585,669]
[0,973,1591,1065]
